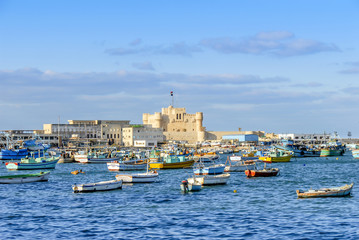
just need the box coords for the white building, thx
[122,125,164,147]
[277,133,331,144]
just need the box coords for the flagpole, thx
[171,91,174,107]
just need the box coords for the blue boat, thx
[0,148,29,160]
[193,164,225,175]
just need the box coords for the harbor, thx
[0,150,358,239]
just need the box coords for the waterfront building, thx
[43,120,130,145]
[143,105,205,144]
[122,124,164,147]
[276,133,331,144]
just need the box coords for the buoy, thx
[303,164,306,166]
[233,190,237,193]
[336,158,338,160]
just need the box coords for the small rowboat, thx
[296,183,354,198]
[115,171,158,183]
[180,179,202,192]
[245,168,279,177]
[0,171,50,184]
[188,173,230,185]
[72,179,123,193]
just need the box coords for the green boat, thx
[0,171,50,184]
[5,156,59,170]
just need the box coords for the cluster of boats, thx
[0,145,355,198]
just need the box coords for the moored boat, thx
[5,156,59,170]
[107,160,147,171]
[296,183,354,198]
[115,171,158,183]
[193,163,225,175]
[245,163,279,178]
[72,179,123,193]
[258,148,292,163]
[180,179,202,192]
[352,149,359,159]
[149,153,195,169]
[224,157,256,172]
[0,171,50,184]
[188,173,230,185]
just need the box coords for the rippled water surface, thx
[1,154,358,239]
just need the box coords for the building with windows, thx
[276,133,331,144]
[43,120,130,145]
[122,125,164,147]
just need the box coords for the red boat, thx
[245,168,279,178]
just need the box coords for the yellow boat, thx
[150,159,194,169]
[259,155,292,163]
[259,149,293,163]
[149,153,195,169]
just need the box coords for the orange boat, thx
[245,165,279,178]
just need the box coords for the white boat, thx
[115,171,158,183]
[74,152,120,164]
[180,179,202,192]
[72,179,123,193]
[115,161,158,183]
[224,156,256,172]
[107,160,147,171]
[0,171,50,184]
[188,173,230,185]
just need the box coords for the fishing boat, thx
[193,163,225,175]
[74,151,120,164]
[275,140,320,158]
[296,183,354,198]
[224,156,256,172]
[0,148,29,160]
[72,179,123,193]
[115,171,158,183]
[0,171,50,184]
[149,153,195,169]
[320,140,345,157]
[107,156,148,171]
[258,148,292,163]
[5,156,59,170]
[188,173,230,185]
[115,160,159,183]
[245,163,279,178]
[180,179,202,192]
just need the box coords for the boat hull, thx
[194,164,225,175]
[188,173,230,185]
[320,149,344,157]
[149,160,194,169]
[0,172,50,184]
[115,173,158,183]
[73,180,123,193]
[352,150,359,159]
[245,169,279,177]
[259,155,292,163]
[5,159,59,170]
[75,155,120,164]
[107,162,147,171]
[224,163,256,172]
[296,183,354,198]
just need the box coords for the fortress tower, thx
[143,106,205,143]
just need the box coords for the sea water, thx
[0,153,358,239]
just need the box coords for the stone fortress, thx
[143,105,264,144]
[143,105,206,143]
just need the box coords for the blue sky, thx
[1,1,359,137]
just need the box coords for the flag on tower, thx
[170,91,173,96]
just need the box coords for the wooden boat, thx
[180,179,202,192]
[296,183,354,198]
[74,152,120,164]
[72,179,123,193]
[5,156,59,170]
[107,160,147,171]
[0,171,50,184]
[245,163,279,178]
[149,154,195,169]
[71,170,85,175]
[115,171,158,183]
[224,157,256,172]
[188,173,230,185]
[193,163,225,175]
[352,149,359,159]
[258,149,292,163]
